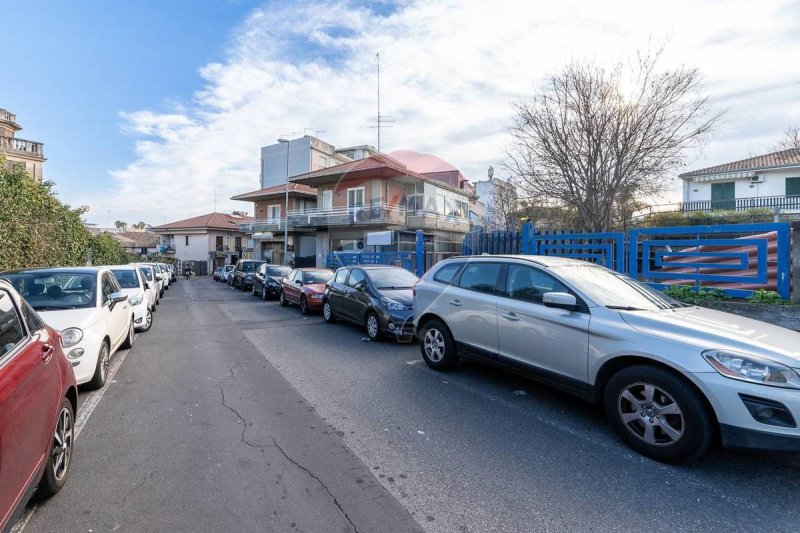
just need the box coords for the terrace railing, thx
[682,195,800,212]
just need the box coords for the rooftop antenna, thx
[369,52,395,153]
[214,189,217,212]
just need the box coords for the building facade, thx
[232,183,319,265]
[153,213,253,274]
[679,148,800,213]
[0,108,45,181]
[286,154,473,269]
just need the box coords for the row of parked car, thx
[220,255,800,464]
[0,261,176,530]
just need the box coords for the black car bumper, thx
[383,312,415,341]
[720,424,800,452]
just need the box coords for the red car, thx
[0,279,77,530]
[279,268,334,314]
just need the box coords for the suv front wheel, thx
[604,365,712,463]
[419,319,458,370]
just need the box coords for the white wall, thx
[684,168,800,202]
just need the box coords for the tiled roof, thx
[116,231,161,248]
[679,148,800,178]
[290,153,412,181]
[153,212,253,231]
[231,182,318,201]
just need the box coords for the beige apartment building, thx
[0,108,45,181]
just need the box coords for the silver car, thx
[413,255,800,462]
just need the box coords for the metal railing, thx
[682,195,800,212]
[288,203,406,227]
[0,135,44,157]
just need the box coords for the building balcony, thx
[682,195,800,213]
[0,135,45,159]
[287,203,406,228]
[406,211,471,232]
[0,109,16,124]
[214,245,230,252]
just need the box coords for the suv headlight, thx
[129,295,143,306]
[380,297,405,311]
[61,327,84,348]
[703,349,800,389]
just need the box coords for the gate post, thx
[522,223,532,255]
[792,222,799,304]
[415,230,425,277]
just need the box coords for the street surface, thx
[15,277,800,532]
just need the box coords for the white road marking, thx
[11,347,131,533]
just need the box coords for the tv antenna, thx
[369,53,395,153]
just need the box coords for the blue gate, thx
[460,222,792,299]
[327,251,413,272]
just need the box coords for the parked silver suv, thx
[413,255,800,462]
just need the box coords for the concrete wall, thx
[260,136,351,189]
[685,168,800,202]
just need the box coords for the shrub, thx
[662,285,727,305]
[747,290,788,305]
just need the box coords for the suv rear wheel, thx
[419,319,458,370]
[604,365,712,463]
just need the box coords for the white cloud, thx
[81,0,800,224]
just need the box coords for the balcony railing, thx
[0,135,44,157]
[288,203,406,227]
[682,195,800,213]
[0,109,16,123]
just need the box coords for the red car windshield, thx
[303,271,333,284]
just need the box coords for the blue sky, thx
[1,0,258,219]
[2,0,798,225]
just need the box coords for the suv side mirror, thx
[543,292,578,311]
[295,279,303,285]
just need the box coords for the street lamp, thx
[278,138,290,265]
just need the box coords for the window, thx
[335,268,349,284]
[346,268,366,288]
[318,155,328,168]
[347,187,365,211]
[433,262,464,284]
[185,235,189,246]
[787,177,800,197]
[216,236,223,249]
[267,266,292,277]
[111,269,140,289]
[2,272,97,310]
[322,190,333,211]
[503,265,570,304]
[21,300,45,332]
[710,182,735,210]
[303,270,333,284]
[268,204,281,221]
[258,264,266,275]
[0,290,26,357]
[235,237,242,250]
[457,263,502,294]
[101,274,115,303]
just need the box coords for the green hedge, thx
[0,158,129,271]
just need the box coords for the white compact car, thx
[414,255,800,462]
[2,267,135,389]
[140,263,166,298]
[133,264,159,310]
[105,265,153,332]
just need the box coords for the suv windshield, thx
[267,266,292,277]
[551,264,682,311]
[3,271,97,310]
[303,271,333,284]
[240,262,261,272]
[367,268,419,290]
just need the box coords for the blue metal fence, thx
[629,222,791,299]
[327,252,414,272]
[461,222,793,299]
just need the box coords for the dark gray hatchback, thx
[322,265,418,342]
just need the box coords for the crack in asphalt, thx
[214,366,359,533]
[270,436,359,533]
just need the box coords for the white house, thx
[153,212,253,274]
[679,148,800,212]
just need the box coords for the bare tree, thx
[772,125,800,151]
[490,178,520,230]
[506,50,722,231]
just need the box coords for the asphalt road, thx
[15,277,800,532]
